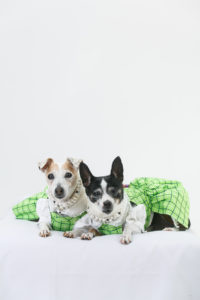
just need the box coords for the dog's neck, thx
[87,193,130,225]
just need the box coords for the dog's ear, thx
[110,156,123,182]
[38,158,53,172]
[67,158,82,170]
[79,162,93,187]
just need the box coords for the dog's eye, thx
[93,191,101,197]
[65,172,72,178]
[109,187,116,195]
[48,173,54,180]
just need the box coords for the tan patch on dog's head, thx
[38,158,59,174]
[62,159,77,175]
[62,159,79,186]
[47,161,59,174]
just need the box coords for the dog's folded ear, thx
[67,158,82,170]
[110,156,124,182]
[79,162,93,187]
[38,158,53,172]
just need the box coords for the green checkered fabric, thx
[12,187,86,232]
[98,224,122,235]
[51,212,86,231]
[125,177,190,229]
[12,187,48,221]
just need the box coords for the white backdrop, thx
[0,0,200,234]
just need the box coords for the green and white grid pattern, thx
[12,187,48,221]
[51,212,86,231]
[126,177,190,229]
[98,224,122,235]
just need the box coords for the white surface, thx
[0,213,200,300]
[0,0,200,236]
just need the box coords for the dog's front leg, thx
[120,204,146,245]
[64,214,101,240]
[81,228,101,240]
[120,223,133,244]
[36,198,51,237]
[121,220,144,244]
[63,228,87,238]
[63,227,98,240]
[38,222,51,237]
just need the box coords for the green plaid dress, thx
[12,178,190,234]
[98,224,123,235]
[12,187,86,232]
[125,177,190,229]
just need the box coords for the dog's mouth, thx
[102,210,112,214]
[102,200,113,214]
[102,207,113,214]
[54,194,66,199]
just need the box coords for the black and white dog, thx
[63,156,190,243]
[63,156,146,244]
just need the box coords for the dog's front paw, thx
[81,232,93,240]
[39,228,50,238]
[120,234,132,245]
[63,231,74,238]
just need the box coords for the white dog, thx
[37,157,88,237]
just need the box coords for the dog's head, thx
[38,158,81,202]
[79,156,124,215]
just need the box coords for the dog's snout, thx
[55,185,65,198]
[102,200,113,214]
[103,200,112,208]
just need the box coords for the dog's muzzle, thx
[102,200,113,214]
[55,185,65,199]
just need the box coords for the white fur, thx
[97,179,116,211]
[47,164,76,203]
[39,223,50,237]
[38,159,48,170]
[37,158,88,237]
[81,232,94,240]
[68,158,82,169]
[120,204,146,244]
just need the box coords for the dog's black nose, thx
[103,200,113,214]
[55,185,65,198]
[103,200,112,208]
